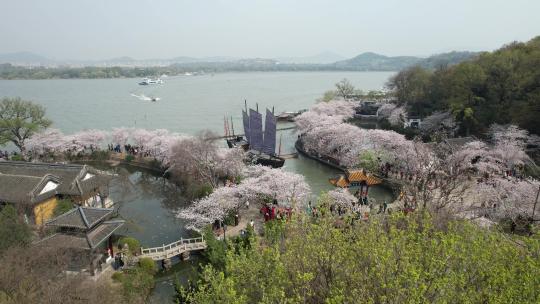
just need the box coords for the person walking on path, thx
[249,219,255,230]
[245,200,250,209]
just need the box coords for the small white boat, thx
[139,77,164,85]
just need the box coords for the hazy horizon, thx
[1,0,539,61]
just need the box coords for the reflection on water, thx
[106,165,195,247]
[149,255,201,304]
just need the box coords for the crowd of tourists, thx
[0,150,11,160]
[260,201,293,222]
[106,143,151,157]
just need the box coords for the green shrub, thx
[191,183,213,199]
[53,199,73,216]
[223,211,236,226]
[202,228,227,270]
[138,257,157,275]
[90,150,110,161]
[0,205,32,253]
[118,237,141,255]
[10,154,24,161]
[121,268,155,301]
[111,272,124,282]
[263,219,285,245]
[184,212,540,303]
[358,150,380,172]
[124,154,134,163]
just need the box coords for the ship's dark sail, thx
[249,109,263,151]
[242,110,250,143]
[262,109,276,155]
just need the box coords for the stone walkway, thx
[215,204,265,239]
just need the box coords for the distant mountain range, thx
[0,52,54,65]
[0,50,480,71]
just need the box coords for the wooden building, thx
[0,173,61,225]
[38,206,125,275]
[0,161,113,225]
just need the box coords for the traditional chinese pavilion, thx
[38,206,124,275]
[329,169,382,196]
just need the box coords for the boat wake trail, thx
[130,93,160,102]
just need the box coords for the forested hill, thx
[388,36,540,136]
[332,51,478,71]
[0,51,478,79]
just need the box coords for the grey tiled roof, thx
[37,233,91,250]
[0,161,113,197]
[87,220,125,248]
[38,211,125,250]
[46,206,113,230]
[0,173,58,204]
[38,220,125,250]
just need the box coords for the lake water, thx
[1,72,395,302]
[0,72,393,134]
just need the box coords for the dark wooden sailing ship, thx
[225,104,285,168]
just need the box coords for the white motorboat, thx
[138,77,164,85]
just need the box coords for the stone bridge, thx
[139,236,207,261]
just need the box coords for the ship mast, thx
[224,116,230,137]
[278,133,282,156]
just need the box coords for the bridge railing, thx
[140,236,205,256]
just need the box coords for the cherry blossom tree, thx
[70,129,107,151]
[26,128,71,158]
[387,106,407,126]
[214,148,246,180]
[419,111,456,138]
[238,165,311,207]
[146,129,190,165]
[327,188,357,209]
[168,131,228,188]
[308,100,356,118]
[111,127,132,147]
[177,165,311,230]
[178,186,241,231]
[376,103,397,118]
[489,124,531,169]
[296,99,419,170]
[474,177,540,222]
[131,128,154,149]
[399,140,472,213]
[295,111,344,135]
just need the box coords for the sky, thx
[1,0,539,60]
